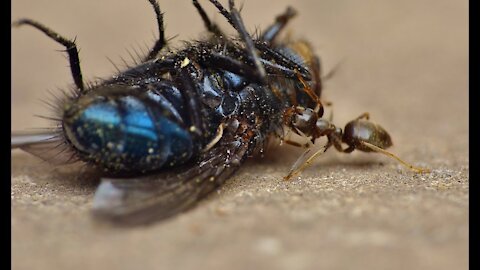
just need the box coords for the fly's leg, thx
[227,0,267,83]
[206,1,311,84]
[202,123,225,152]
[255,42,311,80]
[215,45,310,81]
[144,0,167,61]
[206,0,234,24]
[177,63,208,140]
[261,6,297,44]
[193,1,291,80]
[207,0,267,84]
[196,49,307,85]
[205,53,265,83]
[12,19,85,92]
[192,0,225,37]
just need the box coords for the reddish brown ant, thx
[282,73,430,180]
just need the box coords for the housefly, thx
[11,0,429,225]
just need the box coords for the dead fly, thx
[11,0,429,225]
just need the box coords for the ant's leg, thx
[296,71,325,117]
[356,112,370,120]
[284,140,307,148]
[261,6,297,44]
[12,19,84,91]
[311,55,324,97]
[284,143,331,180]
[284,128,347,180]
[145,0,166,61]
[359,142,430,173]
[192,0,225,37]
[284,147,313,180]
[283,117,333,180]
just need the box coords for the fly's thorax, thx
[61,84,196,173]
[201,70,245,118]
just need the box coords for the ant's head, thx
[284,105,340,143]
[284,106,319,137]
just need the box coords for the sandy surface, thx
[11,0,468,269]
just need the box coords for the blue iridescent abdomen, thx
[62,85,197,173]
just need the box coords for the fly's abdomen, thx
[62,85,196,173]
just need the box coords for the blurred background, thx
[12,0,468,270]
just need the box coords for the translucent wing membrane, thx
[11,131,59,148]
[92,119,252,225]
[11,130,79,165]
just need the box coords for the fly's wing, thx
[11,131,58,148]
[11,130,79,165]
[92,119,253,225]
